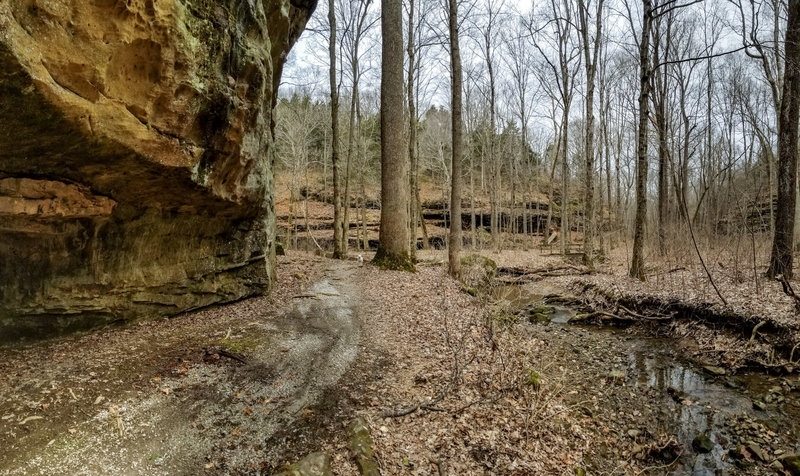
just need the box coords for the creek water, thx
[493,284,800,475]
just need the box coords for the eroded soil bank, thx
[495,283,800,475]
[1,251,799,475]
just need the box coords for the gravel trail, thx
[0,257,360,475]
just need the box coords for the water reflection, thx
[493,283,799,474]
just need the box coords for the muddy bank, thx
[494,283,800,475]
[566,279,800,373]
[491,260,800,373]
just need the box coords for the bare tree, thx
[578,0,605,265]
[473,0,505,250]
[341,0,376,254]
[629,0,653,280]
[448,0,465,276]
[329,0,345,259]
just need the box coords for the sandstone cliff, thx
[0,0,315,343]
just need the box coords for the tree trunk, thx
[560,103,570,256]
[767,0,800,279]
[578,0,603,266]
[447,0,463,277]
[343,86,357,254]
[407,0,419,257]
[329,0,344,259]
[486,33,498,250]
[652,15,670,256]
[471,155,477,249]
[374,0,413,270]
[629,0,652,281]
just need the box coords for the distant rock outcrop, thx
[0,0,315,343]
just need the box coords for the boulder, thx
[0,0,315,343]
[348,417,381,476]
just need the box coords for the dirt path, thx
[0,258,361,475]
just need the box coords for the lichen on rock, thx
[0,0,316,344]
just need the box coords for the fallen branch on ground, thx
[205,349,247,364]
[292,294,319,299]
[380,392,448,418]
[618,304,670,321]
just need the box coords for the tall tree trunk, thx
[374,0,413,269]
[560,103,570,256]
[615,103,622,223]
[471,154,477,249]
[603,93,612,227]
[329,0,344,259]
[513,164,518,242]
[407,0,419,257]
[486,34,498,250]
[652,15,671,256]
[343,86,357,254]
[448,0,463,277]
[767,0,800,279]
[343,0,371,255]
[546,116,561,243]
[578,0,603,266]
[361,173,368,249]
[629,0,652,281]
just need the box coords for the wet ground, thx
[495,283,800,475]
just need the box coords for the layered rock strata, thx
[0,0,315,343]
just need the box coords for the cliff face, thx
[0,0,315,343]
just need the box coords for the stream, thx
[494,284,800,475]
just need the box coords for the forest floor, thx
[2,250,800,475]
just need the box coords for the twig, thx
[749,320,765,343]
[789,342,800,365]
[292,294,320,299]
[678,186,728,306]
[380,403,420,418]
[380,383,451,418]
[206,349,247,364]
[428,457,445,476]
[618,304,670,321]
[778,275,800,313]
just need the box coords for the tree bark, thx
[578,0,604,266]
[329,0,344,259]
[407,0,419,257]
[448,0,464,277]
[374,0,413,270]
[767,0,800,279]
[629,0,652,281]
[652,14,671,256]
